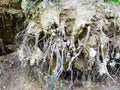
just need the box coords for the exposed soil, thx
[0,53,120,90]
[0,53,41,90]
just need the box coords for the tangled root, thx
[17,0,120,89]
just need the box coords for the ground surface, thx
[0,53,120,90]
[0,53,41,90]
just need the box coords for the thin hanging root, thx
[67,26,91,70]
[14,30,26,46]
[48,43,56,73]
[69,70,74,89]
[67,26,91,89]
[83,26,91,47]
[53,43,65,78]
[43,36,53,61]
[101,45,117,83]
[38,34,46,42]
[34,34,39,50]
[22,36,32,54]
[47,43,65,88]
[67,48,82,71]
[18,35,31,61]
[48,39,66,86]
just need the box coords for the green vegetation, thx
[112,0,120,4]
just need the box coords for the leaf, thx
[112,0,120,4]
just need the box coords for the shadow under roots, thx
[60,66,108,87]
[0,47,15,56]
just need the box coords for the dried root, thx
[16,0,120,89]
